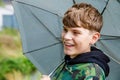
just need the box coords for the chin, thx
[64,50,73,56]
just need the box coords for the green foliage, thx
[0,27,19,36]
[16,57,36,75]
[0,28,37,80]
[0,57,36,75]
[0,0,4,6]
[0,56,37,79]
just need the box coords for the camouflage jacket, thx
[51,47,110,80]
[51,62,105,80]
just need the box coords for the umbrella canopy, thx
[11,0,120,79]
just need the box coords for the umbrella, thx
[11,0,120,79]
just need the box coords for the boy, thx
[41,3,110,80]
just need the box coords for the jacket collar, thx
[65,46,110,77]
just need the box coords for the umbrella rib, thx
[117,0,120,3]
[73,0,76,4]
[14,0,61,17]
[30,10,61,41]
[14,0,62,41]
[99,37,120,40]
[24,42,61,54]
[100,35,120,40]
[101,0,109,15]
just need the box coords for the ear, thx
[90,32,100,45]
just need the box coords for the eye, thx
[73,31,81,35]
[63,27,68,32]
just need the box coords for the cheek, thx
[75,36,90,46]
[73,38,82,48]
[61,32,64,40]
[61,32,64,37]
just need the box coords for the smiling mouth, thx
[64,42,74,48]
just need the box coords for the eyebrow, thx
[67,27,82,33]
[72,29,82,34]
[63,26,83,31]
[71,28,81,31]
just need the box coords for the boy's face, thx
[62,26,97,58]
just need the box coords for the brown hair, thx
[63,3,103,32]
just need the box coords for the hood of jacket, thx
[65,46,110,77]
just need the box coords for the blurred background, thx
[0,0,41,80]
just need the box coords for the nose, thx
[62,32,72,40]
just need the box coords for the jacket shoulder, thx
[71,63,105,80]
